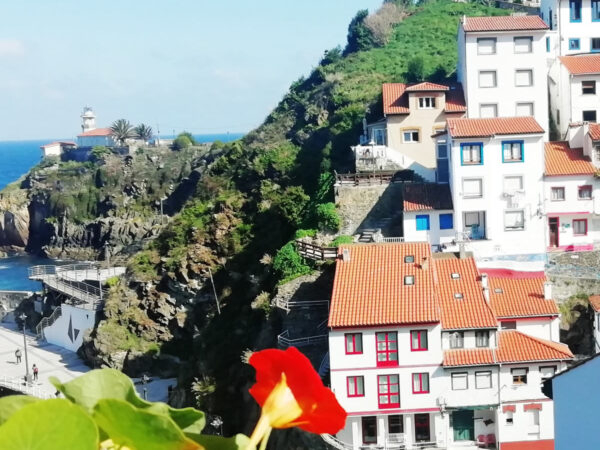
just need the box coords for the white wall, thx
[41,144,61,157]
[513,317,560,341]
[403,210,455,247]
[571,74,600,123]
[42,304,96,352]
[557,0,599,55]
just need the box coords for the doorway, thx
[548,217,559,247]
[414,413,431,442]
[452,410,474,441]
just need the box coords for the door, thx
[362,416,377,445]
[436,142,449,183]
[549,217,559,247]
[414,413,430,442]
[452,410,474,441]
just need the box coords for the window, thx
[516,102,534,117]
[582,81,596,95]
[378,374,400,408]
[376,332,398,366]
[569,38,581,50]
[462,178,483,198]
[416,214,430,231]
[347,376,365,397]
[451,272,460,280]
[403,129,420,143]
[437,143,448,158]
[373,128,386,145]
[501,321,517,330]
[362,417,377,444]
[506,411,514,425]
[592,38,600,52]
[593,0,600,20]
[404,255,415,263]
[454,293,463,299]
[411,330,428,351]
[461,143,483,165]
[596,146,600,162]
[578,185,592,200]
[477,38,497,55]
[503,175,523,193]
[514,36,533,53]
[502,141,524,162]
[546,36,550,53]
[479,103,498,118]
[440,213,453,230]
[573,219,588,235]
[505,210,525,231]
[540,366,557,382]
[388,415,404,434]
[449,331,464,349]
[476,330,489,347]
[512,368,528,385]
[527,409,540,427]
[479,71,497,88]
[451,372,468,390]
[583,110,597,122]
[404,275,415,285]
[551,187,565,201]
[570,0,582,21]
[412,373,430,394]
[557,109,560,125]
[345,333,363,354]
[475,371,492,389]
[419,97,436,109]
[515,69,533,87]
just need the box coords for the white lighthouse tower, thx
[81,107,97,133]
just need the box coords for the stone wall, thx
[548,275,600,302]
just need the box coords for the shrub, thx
[364,3,406,46]
[90,146,111,161]
[344,9,375,55]
[275,186,310,228]
[172,135,192,151]
[331,235,354,247]
[406,56,425,82]
[272,242,312,282]
[294,229,317,239]
[315,202,341,232]
[128,250,160,281]
[105,276,120,288]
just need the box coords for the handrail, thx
[273,298,329,312]
[295,240,337,261]
[277,330,328,348]
[320,434,354,450]
[318,352,329,378]
[0,375,55,399]
[36,306,62,339]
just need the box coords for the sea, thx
[0,133,244,291]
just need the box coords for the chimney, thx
[421,257,429,271]
[481,274,488,289]
[342,248,350,262]
[544,282,552,300]
[483,286,490,302]
[459,242,467,259]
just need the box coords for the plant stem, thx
[247,414,271,449]
[258,427,272,450]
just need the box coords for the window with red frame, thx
[412,373,430,394]
[411,330,428,351]
[573,219,587,236]
[578,185,592,200]
[347,375,365,397]
[378,374,400,408]
[345,333,363,354]
[376,332,398,366]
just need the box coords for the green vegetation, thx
[128,250,161,282]
[110,119,135,146]
[134,123,153,142]
[315,202,341,232]
[91,146,112,161]
[272,242,313,283]
[172,132,197,151]
[331,235,354,247]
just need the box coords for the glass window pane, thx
[422,374,429,391]
[355,335,362,352]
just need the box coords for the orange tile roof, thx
[328,243,439,328]
[435,258,497,330]
[462,15,549,32]
[445,84,467,113]
[544,141,596,176]
[590,123,600,141]
[485,274,558,318]
[405,82,449,92]
[443,348,495,367]
[403,184,453,212]
[77,127,113,137]
[559,54,600,75]
[589,295,600,312]
[383,83,409,115]
[447,117,544,138]
[496,330,573,363]
[40,141,76,148]
[500,441,554,450]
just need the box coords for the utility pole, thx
[19,313,32,384]
[208,268,220,315]
[98,266,103,306]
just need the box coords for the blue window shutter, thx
[416,215,430,231]
[440,214,454,230]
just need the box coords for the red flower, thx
[249,347,347,435]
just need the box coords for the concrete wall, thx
[43,304,96,352]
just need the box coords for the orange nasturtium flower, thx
[247,347,347,449]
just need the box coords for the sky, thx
[0,1,382,140]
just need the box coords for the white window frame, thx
[477,38,497,55]
[479,70,497,88]
[514,36,533,53]
[504,209,525,231]
[515,69,533,87]
[403,130,420,143]
[451,372,468,390]
[463,178,483,198]
[475,371,492,389]
[449,331,465,349]
[511,368,528,385]
[503,175,524,194]
[419,97,436,109]
[551,186,565,201]
[516,102,534,117]
[479,103,498,118]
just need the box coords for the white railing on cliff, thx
[277,330,328,348]
[273,298,329,313]
[0,375,55,399]
[36,305,62,339]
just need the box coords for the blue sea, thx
[0,133,244,291]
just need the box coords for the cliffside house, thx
[39,141,76,158]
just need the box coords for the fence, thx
[277,330,328,348]
[335,171,398,186]
[295,240,337,261]
[0,375,55,399]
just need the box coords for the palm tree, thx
[110,119,134,146]
[134,124,153,143]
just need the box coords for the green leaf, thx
[0,395,39,425]
[93,398,203,450]
[0,398,98,450]
[186,433,255,450]
[51,368,205,432]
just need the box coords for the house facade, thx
[327,243,572,450]
[39,141,76,158]
[76,128,115,148]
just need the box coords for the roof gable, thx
[382,82,466,116]
[77,127,113,137]
[590,123,600,141]
[405,82,449,92]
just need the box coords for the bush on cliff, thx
[272,242,312,283]
[315,202,341,232]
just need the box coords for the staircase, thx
[35,305,62,339]
[358,229,377,243]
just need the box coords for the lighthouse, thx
[81,107,97,133]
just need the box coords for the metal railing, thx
[380,237,405,243]
[321,434,445,450]
[273,298,329,312]
[36,306,62,339]
[277,330,328,348]
[0,375,55,399]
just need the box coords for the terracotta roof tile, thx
[443,348,495,367]
[77,127,113,137]
[463,15,549,32]
[544,141,595,176]
[445,84,467,113]
[383,82,466,115]
[403,184,453,212]
[483,273,559,318]
[447,117,544,138]
[383,83,409,115]
[589,295,600,312]
[435,258,497,330]
[329,243,439,328]
[496,330,573,363]
[559,54,600,75]
[590,123,600,141]
[405,82,449,92]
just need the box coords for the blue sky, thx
[0,1,382,140]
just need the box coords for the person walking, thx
[15,349,22,364]
[32,364,39,381]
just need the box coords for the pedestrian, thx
[15,349,22,364]
[32,364,38,381]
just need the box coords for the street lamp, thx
[19,313,32,384]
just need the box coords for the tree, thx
[406,56,426,82]
[134,124,153,143]
[172,135,193,151]
[344,9,375,55]
[110,119,134,146]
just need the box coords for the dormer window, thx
[454,293,463,299]
[419,97,436,109]
[451,273,460,280]
[404,255,415,263]
[450,331,464,349]
[404,275,415,286]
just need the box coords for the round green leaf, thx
[0,395,39,425]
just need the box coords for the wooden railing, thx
[335,171,399,186]
[295,240,337,261]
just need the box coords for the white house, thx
[326,242,572,450]
[456,15,550,137]
[540,0,600,56]
[39,141,76,158]
[548,53,600,137]
[77,128,116,148]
